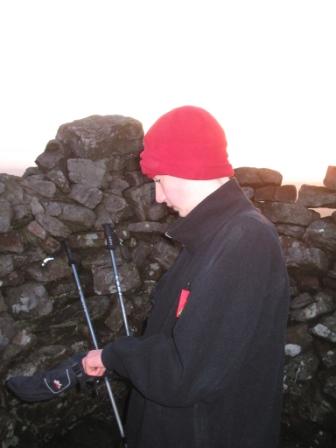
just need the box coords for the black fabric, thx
[102,179,290,448]
[6,353,88,402]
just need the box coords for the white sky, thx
[0,0,335,184]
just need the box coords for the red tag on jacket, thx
[176,288,190,318]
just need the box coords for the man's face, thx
[153,175,192,217]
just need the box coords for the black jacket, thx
[102,179,290,447]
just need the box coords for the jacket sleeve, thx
[102,216,288,407]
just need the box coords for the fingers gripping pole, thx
[102,224,131,337]
[61,241,127,444]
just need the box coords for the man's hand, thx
[81,349,106,377]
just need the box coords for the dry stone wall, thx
[0,115,335,447]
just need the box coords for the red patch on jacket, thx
[176,288,190,318]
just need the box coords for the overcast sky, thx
[0,0,335,184]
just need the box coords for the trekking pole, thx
[61,240,127,447]
[102,223,131,337]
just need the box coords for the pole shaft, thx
[103,224,131,337]
[63,242,126,442]
[108,249,131,336]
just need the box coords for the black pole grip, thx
[102,223,118,250]
[61,240,76,266]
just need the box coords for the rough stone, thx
[298,184,336,208]
[35,213,71,238]
[235,167,282,186]
[0,199,12,233]
[104,299,134,335]
[22,175,56,198]
[30,196,45,216]
[26,257,69,283]
[23,166,42,177]
[92,262,141,295]
[125,171,148,187]
[151,239,180,270]
[321,349,336,368]
[128,221,168,235]
[68,231,105,249]
[284,351,319,387]
[67,158,107,187]
[290,292,336,322]
[260,202,317,226]
[303,390,335,425]
[286,324,313,349]
[0,231,24,253]
[254,185,276,201]
[44,201,63,216]
[35,139,67,171]
[13,203,32,223]
[69,184,103,209]
[0,314,17,351]
[86,295,111,322]
[11,328,35,349]
[280,238,329,273]
[40,236,61,255]
[310,313,336,343]
[285,344,302,357]
[4,282,53,319]
[95,194,132,226]
[304,219,336,252]
[323,266,336,291]
[290,292,314,310]
[56,115,143,159]
[146,204,169,221]
[27,220,47,240]
[0,174,24,203]
[276,224,305,239]
[143,262,163,281]
[107,176,130,194]
[131,241,152,268]
[296,275,321,293]
[254,185,296,202]
[124,183,155,220]
[322,375,336,400]
[323,166,336,191]
[274,185,297,202]
[0,289,8,312]
[0,254,14,278]
[46,169,71,193]
[60,204,96,229]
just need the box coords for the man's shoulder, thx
[215,206,279,248]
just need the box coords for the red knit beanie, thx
[140,105,234,179]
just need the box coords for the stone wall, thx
[0,115,335,447]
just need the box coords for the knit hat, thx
[140,105,234,179]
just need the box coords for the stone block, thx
[4,282,53,319]
[298,184,336,208]
[69,184,103,209]
[323,166,336,190]
[304,219,336,252]
[261,202,317,226]
[67,158,107,188]
[235,167,282,186]
[56,115,143,159]
[0,199,12,233]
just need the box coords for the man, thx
[82,106,290,447]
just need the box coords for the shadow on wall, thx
[0,115,336,447]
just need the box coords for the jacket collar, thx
[166,178,254,253]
